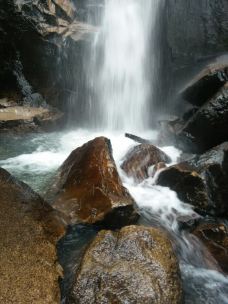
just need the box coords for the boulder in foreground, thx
[67,225,183,304]
[0,167,66,304]
[52,137,138,227]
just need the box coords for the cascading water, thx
[86,0,161,131]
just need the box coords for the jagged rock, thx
[52,137,138,227]
[192,221,228,274]
[0,1,96,113]
[67,225,183,304]
[0,105,64,133]
[181,65,228,107]
[0,167,66,303]
[156,163,208,213]
[151,162,167,178]
[121,144,171,182]
[157,142,228,217]
[178,84,228,153]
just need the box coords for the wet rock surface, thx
[121,144,171,182]
[52,137,138,227]
[156,163,208,214]
[157,142,228,217]
[0,0,95,113]
[0,105,64,133]
[67,225,183,304]
[192,221,228,274]
[181,65,228,107]
[178,84,228,153]
[0,167,66,303]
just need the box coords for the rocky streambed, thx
[0,126,228,303]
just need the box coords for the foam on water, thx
[0,129,228,302]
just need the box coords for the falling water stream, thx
[0,0,228,303]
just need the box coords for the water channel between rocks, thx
[0,129,228,304]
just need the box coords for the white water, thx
[87,0,161,131]
[1,130,228,303]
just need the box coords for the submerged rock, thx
[52,137,138,227]
[178,84,228,153]
[121,144,171,182]
[192,221,228,274]
[0,167,66,303]
[157,142,228,217]
[67,225,183,304]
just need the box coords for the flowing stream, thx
[0,0,228,303]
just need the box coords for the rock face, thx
[157,142,228,217]
[121,144,171,182]
[181,65,228,107]
[192,221,228,274]
[0,105,63,133]
[178,84,228,153]
[166,1,228,69]
[0,167,66,303]
[0,0,95,114]
[163,0,228,114]
[52,137,138,227]
[67,225,183,304]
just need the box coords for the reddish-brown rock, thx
[52,137,138,227]
[121,144,171,182]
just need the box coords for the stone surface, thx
[0,167,66,303]
[192,221,228,274]
[178,84,228,153]
[181,65,228,107]
[157,142,228,217]
[0,105,64,133]
[52,137,138,227]
[121,144,171,182]
[67,225,183,304]
[0,0,96,113]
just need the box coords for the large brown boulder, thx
[67,225,183,304]
[52,137,138,227]
[192,221,228,274]
[157,142,228,217]
[178,84,228,153]
[121,144,171,182]
[0,167,66,303]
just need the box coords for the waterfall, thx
[86,0,162,131]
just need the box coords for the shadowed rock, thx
[0,167,66,303]
[192,221,228,274]
[181,65,228,107]
[178,84,228,153]
[157,142,228,217]
[67,225,183,304]
[121,144,171,182]
[52,137,138,227]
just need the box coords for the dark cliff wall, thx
[0,0,92,111]
[164,0,228,113]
